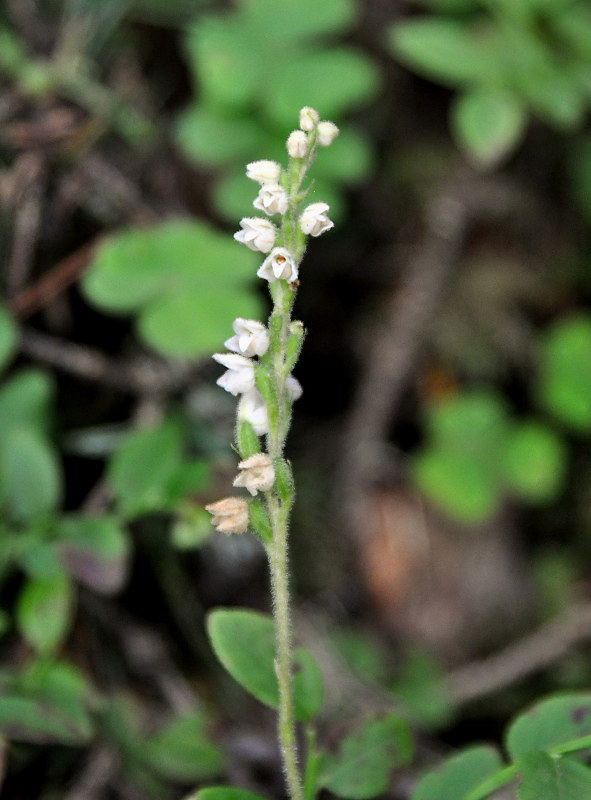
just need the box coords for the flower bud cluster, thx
[207,107,338,537]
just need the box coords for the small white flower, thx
[246,159,281,185]
[225,318,270,357]
[257,248,299,283]
[234,217,276,253]
[317,121,339,146]
[286,130,309,159]
[286,375,303,401]
[205,497,249,535]
[253,183,288,216]
[238,389,269,436]
[233,453,275,496]
[212,353,255,396]
[299,106,319,131]
[299,202,334,237]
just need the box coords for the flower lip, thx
[257,247,298,283]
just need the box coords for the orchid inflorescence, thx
[206,106,338,534]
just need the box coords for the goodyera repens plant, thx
[205,107,338,800]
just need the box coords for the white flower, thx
[238,389,269,436]
[299,202,333,237]
[253,183,288,216]
[246,160,281,185]
[257,247,298,283]
[233,453,275,496]
[224,318,270,357]
[212,353,255,396]
[286,375,303,401]
[234,217,276,253]
[205,497,249,535]
[286,130,308,159]
[299,106,319,131]
[317,121,339,146]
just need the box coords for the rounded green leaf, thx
[517,751,591,800]
[16,571,73,654]
[265,49,380,129]
[537,314,591,431]
[427,391,509,454]
[0,305,17,372]
[107,421,182,517]
[502,421,566,503]
[506,693,591,760]
[312,127,373,183]
[192,788,268,800]
[412,745,503,800]
[388,18,504,88]
[451,90,527,168]
[0,428,62,521]
[319,714,412,800]
[175,106,263,166]
[413,449,499,522]
[143,713,224,782]
[236,0,356,42]
[207,608,323,722]
[0,369,53,435]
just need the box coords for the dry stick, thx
[447,601,591,706]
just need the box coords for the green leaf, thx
[390,650,454,729]
[143,713,224,782]
[0,305,16,372]
[502,421,566,503]
[412,0,479,11]
[506,694,591,760]
[312,127,373,184]
[171,506,213,550]
[318,714,412,799]
[537,314,591,431]
[265,49,380,129]
[427,391,509,454]
[107,421,183,517]
[517,751,591,800]
[0,428,62,521]
[451,90,527,167]
[57,515,131,593]
[236,0,356,42]
[191,788,268,800]
[16,571,73,654]
[0,369,53,435]
[388,18,504,88]
[207,608,323,722]
[81,220,261,358]
[175,106,263,166]
[412,745,503,800]
[413,449,499,522]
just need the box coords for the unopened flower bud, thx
[299,202,333,237]
[287,130,309,159]
[299,106,319,131]
[234,217,276,253]
[257,247,298,283]
[205,497,249,535]
[253,183,288,216]
[246,159,281,185]
[212,353,255,396]
[286,375,303,401]
[225,318,270,357]
[317,121,339,146]
[238,389,269,436]
[233,453,275,496]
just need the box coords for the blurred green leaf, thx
[175,106,263,166]
[171,506,213,550]
[0,428,62,521]
[450,90,527,167]
[235,0,356,42]
[191,789,268,800]
[264,49,380,130]
[16,571,73,654]
[143,713,224,782]
[0,305,16,372]
[412,745,502,800]
[318,714,412,799]
[312,127,373,183]
[506,693,591,760]
[537,314,591,431]
[82,220,261,358]
[58,515,131,593]
[391,650,454,729]
[107,421,183,517]
[517,751,591,800]
[426,391,509,454]
[207,608,323,722]
[502,421,566,503]
[0,370,53,436]
[388,18,504,88]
